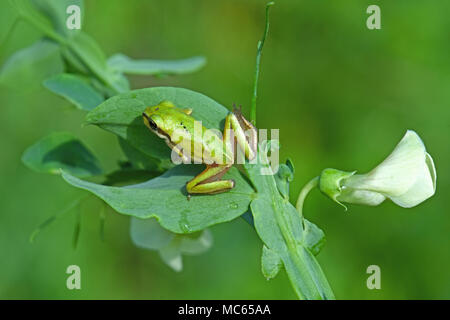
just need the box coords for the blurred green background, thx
[0,0,449,299]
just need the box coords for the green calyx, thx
[318,168,356,210]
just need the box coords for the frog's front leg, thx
[186,164,234,194]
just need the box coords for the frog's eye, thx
[148,118,158,130]
[143,113,158,130]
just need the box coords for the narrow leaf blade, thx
[107,54,206,76]
[303,219,326,256]
[43,73,104,111]
[261,245,282,280]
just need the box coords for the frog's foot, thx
[186,164,234,194]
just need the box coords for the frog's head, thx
[142,100,176,137]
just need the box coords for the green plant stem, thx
[0,17,21,58]
[250,1,274,125]
[22,16,67,44]
[244,160,334,299]
[295,176,319,219]
[99,202,106,241]
[72,207,82,249]
[29,195,87,243]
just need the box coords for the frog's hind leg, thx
[186,164,234,194]
[223,105,257,161]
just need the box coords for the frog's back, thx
[144,101,228,164]
[165,108,229,164]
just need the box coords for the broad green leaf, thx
[85,87,230,160]
[102,168,160,187]
[32,0,83,37]
[43,73,104,111]
[107,54,206,76]
[261,245,282,280]
[131,217,213,271]
[0,39,64,88]
[62,164,254,234]
[22,132,102,177]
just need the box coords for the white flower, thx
[319,130,436,208]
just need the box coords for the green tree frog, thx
[143,101,256,194]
